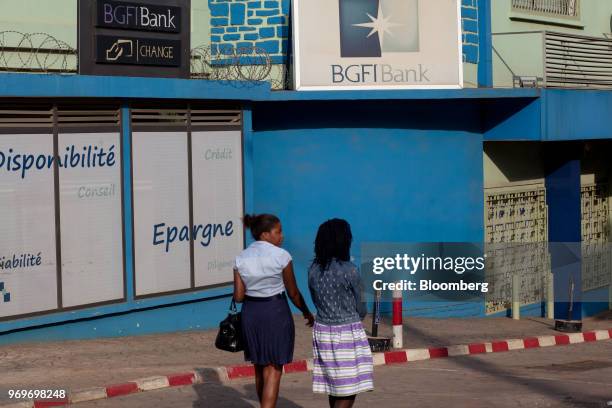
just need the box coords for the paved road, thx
[77,341,612,408]
[3,313,610,405]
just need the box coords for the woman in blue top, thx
[308,218,374,408]
[233,213,314,408]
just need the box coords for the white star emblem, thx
[352,2,403,50]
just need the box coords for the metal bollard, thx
[368,289,391,352]
[546,272,554,319]
[371,289,381,338]
[512,274,520,320]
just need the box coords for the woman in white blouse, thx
[234,213,314,408]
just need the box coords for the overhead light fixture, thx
[514,76,541,88]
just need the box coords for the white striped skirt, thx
[312,321,374,396]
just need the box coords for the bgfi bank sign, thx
[97,1,181,33]
[292,0,463,90]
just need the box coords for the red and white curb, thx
[3,328,610,407]
[227,328,612,377]
[1,373,202,408]
[372,328,612,365]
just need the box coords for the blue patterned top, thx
[308,259,366,325]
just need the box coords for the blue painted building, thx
[0,0,610,344]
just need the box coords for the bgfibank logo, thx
[339,0,419,58]
[332,0,427,85]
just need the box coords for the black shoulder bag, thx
[215,299,244,352]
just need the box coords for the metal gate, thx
[484,184,550,314]
[581,183,611,291]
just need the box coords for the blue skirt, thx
[241,293,295,366]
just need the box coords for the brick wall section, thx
[209,0,480,65]
[209,0,290,64]
[461,0,479,64]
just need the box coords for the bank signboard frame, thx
[78,0,190,78]
[292,0,464,91]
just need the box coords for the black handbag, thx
[215,299,244,352]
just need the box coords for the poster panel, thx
[133,131,191,296]
[0,134,58,318]
[191,131,244,287]
[58,132,124,308]
[293,0,463,90]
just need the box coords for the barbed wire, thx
[0,31,77,73]
[0,33,290,88]
[269,63,292,90]
[190,44,272,83]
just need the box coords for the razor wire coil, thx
[190,44,274,84]
[0,31,77,73]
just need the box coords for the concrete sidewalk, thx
[1,311,610,404]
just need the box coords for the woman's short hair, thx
[313,218,352,271]
[243,213,280,240]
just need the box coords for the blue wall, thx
[0,295,232,344]
[0,76,545,344]
[0,98,488,344]
[251,100,485,316]
[543,90,612,141]
[582,287,609,318]
[484,90,612,141]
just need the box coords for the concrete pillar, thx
[545,157,582,321]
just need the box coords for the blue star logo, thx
[339,0,420,58]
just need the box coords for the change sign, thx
[96,35,181,66]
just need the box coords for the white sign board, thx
[133,131,191,296]
[0,134,58,318]
[59,132,124,308]
[191,131,244,287]
[293,0,463,90]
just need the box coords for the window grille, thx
[512,0,578,17]
[581,183,611,291]
[484,185,550,314]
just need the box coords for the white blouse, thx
[234,240,292,297]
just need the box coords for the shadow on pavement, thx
[524,317,555,328]
[192,368,303,408]
[592,310,611,321]
[401,323,609,408]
